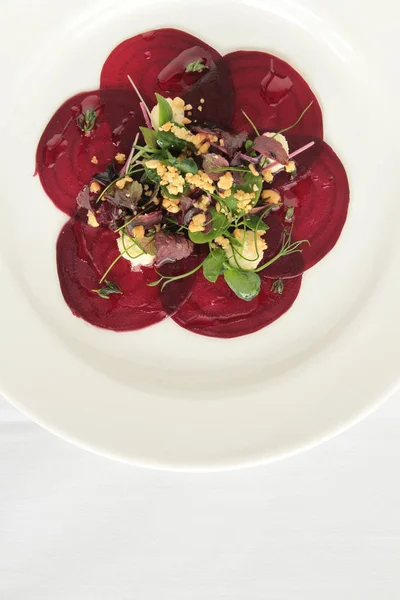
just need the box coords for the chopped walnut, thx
[261,189,281,204]
[115,153,126,164]
[91,156,98,165]
[115,176,133,189]
[89,181,101,194]
[218,171,234,191]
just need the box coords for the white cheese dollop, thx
[117,233,155,270]
[218,229,267,271]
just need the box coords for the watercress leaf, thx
[189,207,229,244]
[223,269,261,301]
[157,130,187,152]
[155,93,173,127]
[139,126,157,149]
[203,248,226,282]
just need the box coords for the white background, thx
[1,392,399,600]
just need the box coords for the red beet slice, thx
[36,89,142,215]
[172,271,302,338]
[261,140,349,278]
[100,28,234,128]
[223,50,323,138]
[57,216,199,331]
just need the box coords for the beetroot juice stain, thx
[260,59,293,106]
[43,133,68,167]
[144,51,152,60]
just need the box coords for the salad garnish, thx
[78,81,315,302]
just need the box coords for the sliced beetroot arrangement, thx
[35,28,350,339]
[57,216,199,331]
[100,28,234,128]
[223,51,323,138]
[172,271,302,338]
[261,141,349,278]
[36,89,142,215]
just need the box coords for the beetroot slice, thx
[36,89,142,215]
[57,216,198,331]
[100,28,234,128]
[223,50,323,138]
[172,271,302,338]
[261,140,350,278]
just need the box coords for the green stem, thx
[241,110,260,136]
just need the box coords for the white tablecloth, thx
[1,392,399,600]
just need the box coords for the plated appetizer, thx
[36,28,349,338]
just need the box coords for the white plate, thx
[0,0,399,470]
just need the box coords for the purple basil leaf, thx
[112,181,143,211]
[239,152,260,165]
[154,231,194,267]
[96,201,123,230]
[253,135,288,165]
[202,153,229,181]
[203,210,212,234]
[76,185,92,211]
[221,131,248,157]
[230,152,242,167]
[183,206,203,225]
[180,195,195,214]
[232,171,245,185]
[127,210,163,231]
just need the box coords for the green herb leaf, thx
[168,156,198,175]
[242,215,270,231]
[245,139,254,151]
[285,206,295,221]
[219,171,263,213]
[223,269,261,301]
[92,279,122,300]
[77,108,97,134]
[155,93,173,127]
[203,248,226,282]
[185,59,209,73]
[271,279,284,295]
[189,207,229,244]
[139,126,157,149]
[157,130,187,152]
